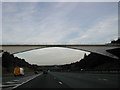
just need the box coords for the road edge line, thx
[12,73,42,89]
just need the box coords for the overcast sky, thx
[2,2,118,65]
[2,2,118,44]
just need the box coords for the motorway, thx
[13,72,69,89]
[2,72,120,89]
[2,73,35,83]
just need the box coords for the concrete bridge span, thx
[0,44,120,59]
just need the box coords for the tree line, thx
[58,38,120,71]
[2,38,120,73]
[2,52,38,74]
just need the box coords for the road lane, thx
[2,73,35,83]
[12,72,119,89]
[13,73,70,89]
[1,73,42,90]
[50,72,119,88]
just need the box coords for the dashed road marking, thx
[98,78,108,81]
[13,80,19,82]
[103,79,108,81]
[59,81,63,84]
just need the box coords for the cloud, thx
[5,2,117,65]
[2,2,83,44]
[2,2,118,44]
[15,47,89,65]
[68,15,118,44]
[3,0,120,2]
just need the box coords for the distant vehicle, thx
[34,71,39,74]
[43,70,48,74]
[14,67,24,76]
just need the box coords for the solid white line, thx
[0,84,20,88]
[13,73,42,89]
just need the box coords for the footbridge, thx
[0,44,120,59]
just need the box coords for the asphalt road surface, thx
[2,73,35,83]
[12,72,119,89]
[13,72,69,89]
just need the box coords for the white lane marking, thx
[98,78,108,81]
[0,84,20,88]
[103,79,108,81]
[6,81,17,84]
[59,81,63,84]
[13,80,19,82]
[13,73,42,89]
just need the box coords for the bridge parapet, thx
[0,44,120,59]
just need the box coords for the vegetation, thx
[110,38,120,44]
[2,38,120,75]
[38,38,120,72]
[2,52,39,76]
[57,38,120,72]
